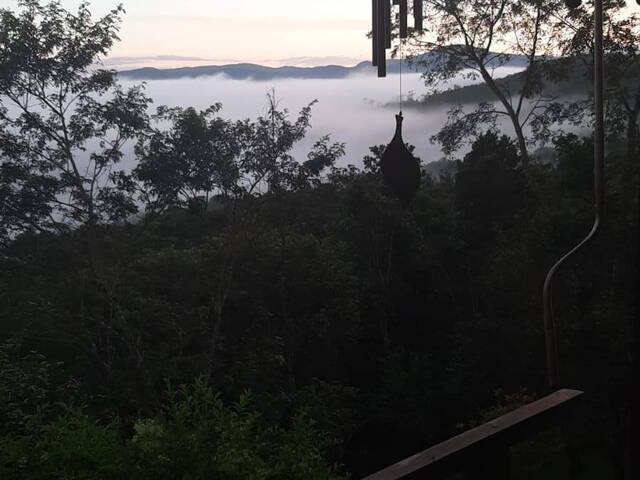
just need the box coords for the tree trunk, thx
[513,121,530,167]
[478,65,530,165]
[207,202,243,376]
[208,297,224,375]
[627,112,638,162]
[277,229,296,391]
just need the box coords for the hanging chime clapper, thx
[380,111,421,207]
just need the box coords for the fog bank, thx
[121,68,523,170]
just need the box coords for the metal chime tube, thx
[385,0,392,49]
[399,0,408,38]
[414,0,423,32]
[373,0,415,77]
[377,0,387,77]
[392,1,408,37]
[372,0,378,66]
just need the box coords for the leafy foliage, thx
[404,0,580,162]
[0,0,150,241]
[0,378,341,480]
[0,1,638,479]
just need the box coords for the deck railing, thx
[362,388,583,480]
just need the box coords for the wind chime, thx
[373,0,424,207]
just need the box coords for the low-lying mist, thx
[120,68,523,170]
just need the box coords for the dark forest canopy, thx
[0,1,639,479]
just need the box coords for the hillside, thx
[403,64,591,109]
[117,53,529,81]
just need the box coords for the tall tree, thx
[0,0,150,245]
[135,93,344,371]
[135,104,240,214]
[235,92,345,196]
[408,0,580,163]
[0,0,154,408]
[554,0,640,161]
[555,5,640,478]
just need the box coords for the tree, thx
[0,0,156,411]
[407,0,581,163]
[455,131,526,230]
[0,0,151,244]
[553,9,640,477]
[135,93,345,372]
[235,92,345,196]
[135,93,345,213]
[554,0,640,161]
[0,378,344,479]
[208,93,345,371]
[135,104,240,214]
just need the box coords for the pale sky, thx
[0,0,373,63]
[1,1,639,65]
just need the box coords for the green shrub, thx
[0,377,343,480]
[1,413,126,480]
[131,377,342,479]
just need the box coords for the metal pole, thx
[594,0,605,217]
[542,0,605,389]
[633,187,640,479]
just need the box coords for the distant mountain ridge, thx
[117,53,529,81]
[118,61,406,81]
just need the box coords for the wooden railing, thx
[362,389,583,480]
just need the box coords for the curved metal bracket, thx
[543,216,600,388]
[543,0,605,389]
